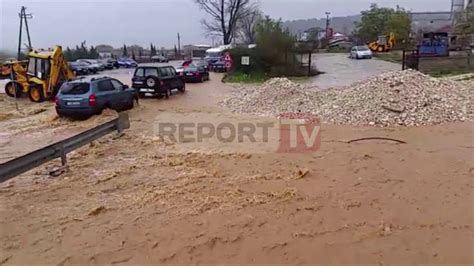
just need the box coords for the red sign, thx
[224,52,233,69]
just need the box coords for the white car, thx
[350,46,373,59]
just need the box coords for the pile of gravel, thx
[221,70,471,127]
[221,78,319,117]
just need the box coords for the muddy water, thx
[307,53,401,89]
[0,68,473,264]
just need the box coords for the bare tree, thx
[237,6,262,44]
[194,0,253,45]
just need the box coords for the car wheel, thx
[5,82,22,98]
[164,88,171,99]
[28,85,45,102]
[178,83,186,93]
[200,76,205,83]
[127,98,135,110]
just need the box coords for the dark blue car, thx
[55,77,137,118]
[117,58,138,68]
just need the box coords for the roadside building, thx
[183,44,212,59]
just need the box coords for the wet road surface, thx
[308,53,401,89]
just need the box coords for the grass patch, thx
[428,69,474,78]
[374,52,403,63]
[223,71,267,84]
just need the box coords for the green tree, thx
[89,46,99,59]
[64,46,73,61]
[79,41,88,59]
[150,43,157,56]
[255,17,297,75]
[123,44,128,57]
[74,45,81,60]
[387,6,412,44]
[355,4,411,44]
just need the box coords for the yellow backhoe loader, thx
[5,45,75,102]
[368,32,396,53]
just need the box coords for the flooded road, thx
[308,53,401,89]
[0,64,473,265]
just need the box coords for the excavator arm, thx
[49,46,75,95]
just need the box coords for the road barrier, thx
[0,112,130,183]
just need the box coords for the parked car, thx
[77,59,101,73]
[151,55,169,63]
[132,66,185,98]
[55,77,137,118]
[117,58,138,68]
[349,45,373,59]
[195,60,210,71]
[108,58,119,69]
[175,66,185,76]
[212,60,228,72]
[69,62,89,75]
[182,64,210,82]
[92,59,106,71]
[99,59,115,69]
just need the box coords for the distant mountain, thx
[282,15,361,37]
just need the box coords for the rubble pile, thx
[221,78,319,117]
[221,70,471,127]
[317,70,471,126]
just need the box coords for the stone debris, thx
[221,70,472,127]
[221,78,320,117]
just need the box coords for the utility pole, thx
[177,32,181,59]
[325,12,331,40]
[17,6,33,60]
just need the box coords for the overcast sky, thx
[0,0,451,51]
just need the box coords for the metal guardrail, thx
[0,112,130,183]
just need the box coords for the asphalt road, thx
[308,53,401,89]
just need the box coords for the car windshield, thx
[356,46,369,51]
[60,82,90,95]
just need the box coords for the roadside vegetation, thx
[63,41,100,61]
[354,4,412,47]
[374,52,403,63]
[224,17,319,83]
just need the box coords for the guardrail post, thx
[60,146,67,166]
[117,112,130,134]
